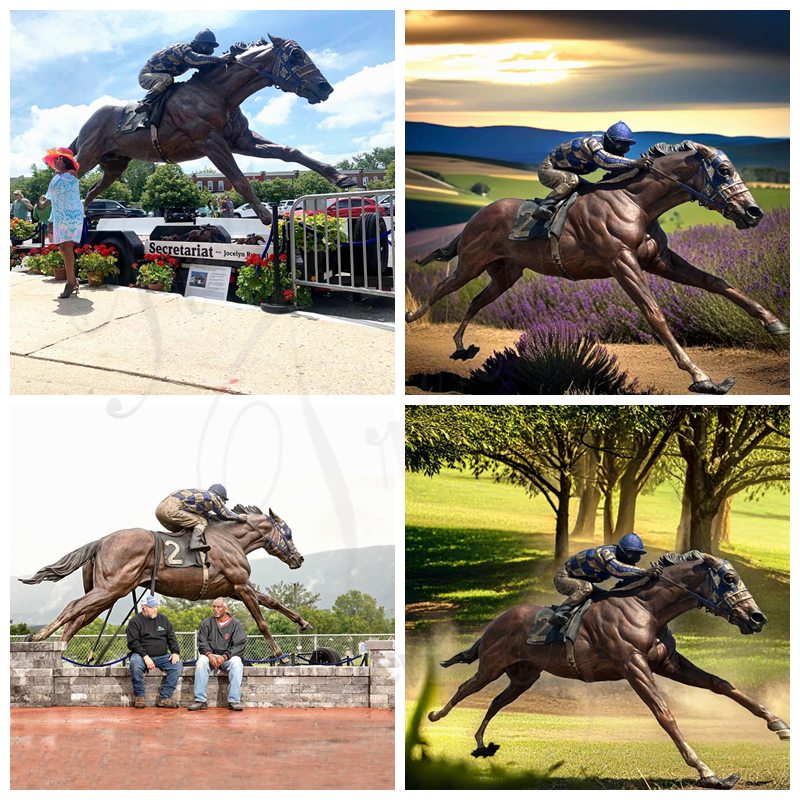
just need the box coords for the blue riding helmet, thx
[618,532,646,562]
[605,121,636,145]
[208,483,228,501]
[193,29,220,49]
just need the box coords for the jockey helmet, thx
[618,532,646,563]
[192,29,220,49]
[605,121,636,145]
[208,483,228,500]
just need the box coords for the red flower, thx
[283,289,295,301]
[279,253,287,262]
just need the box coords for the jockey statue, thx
[135,29,237,114]
[532,121,654,222]
[549,532,662,629]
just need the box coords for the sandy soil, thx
[405,324,789,396]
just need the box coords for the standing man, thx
[11,190,33,220]
[188,598,246,711]
[126,595,184,708]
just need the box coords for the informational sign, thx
[148,240,264,262]
[184,263,232,301]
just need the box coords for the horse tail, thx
[416,233,462,266]
[440,637,481,668]
[19,539,103,584]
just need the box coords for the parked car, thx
[277,199,295,216]
[164,207,194,223]
[233,203,259,218]
[86,199,148,228]
[378,195,394,213]
[326,196,386,218]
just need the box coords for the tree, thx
[470,182,490,196]
[337,147,394,171]
[384,160,395,188]
[406,405,592,559]
[12,164,53,201]
[673,406,789,552]
[265,581,321,609]
[123,160,156,202]
[331,590,391,632]
[80,170,132,203]
[293,170,337,196]
[10,621,30,635]
[139,164,201,213]
[251,177,296,205]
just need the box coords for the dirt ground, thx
[11,707,394,790]
[405,324,789,396]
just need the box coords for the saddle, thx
[118,85,177,133]
[526,599,593,681]
[150,530,211,600]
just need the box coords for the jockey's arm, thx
[182,46,232,69]
[587,140,641,171]
[601,551,649,579]
[209,495,241,521]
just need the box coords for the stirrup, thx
[532,204,555,221]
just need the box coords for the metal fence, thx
[289,189,394,297]
[11,632,393,666]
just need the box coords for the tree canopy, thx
[139,163,201,212]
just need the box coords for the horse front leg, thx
[202,132,273,225]
[625,653,739,788]
[658,650,790,741]
[651,249,788,335]
[611,249,735,394]
[232,583,284,657]
[251,586,312,631]
[232,130,355,189]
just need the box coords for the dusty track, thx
[406,324,789,395]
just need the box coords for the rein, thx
[658,569,752,622]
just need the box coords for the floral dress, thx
[45,172,84,244]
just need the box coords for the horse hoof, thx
[450,345,480,361]
[696,773,740,790]
[300,621,314,631]
[471,743,500,758]
[689,377,736,395]
[336,176,357,189]
[427,711,437,722]
[769,720,790,740]
[766,321,789,335]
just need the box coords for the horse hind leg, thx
[405,264,479,325]
[451,263,524,359]
[473,663,541,758]
[33,587,124,642]
[428,657,506,723]
[83,157,131,207]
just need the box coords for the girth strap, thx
[195,552,210,600]
[565,638,587,681]
[150,124,174,164]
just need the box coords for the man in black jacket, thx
[187,597,246,711]
[126,595,183,708]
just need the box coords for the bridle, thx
[259,513,295,560]
[649,149,751,220]
[659,559,754,622]
[234,40,319,97]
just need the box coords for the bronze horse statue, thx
[72,35,355,226]
[20,505,309,658]
[430,551,789,789]
[406,142,788,394]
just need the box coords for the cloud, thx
[10,96,132,175]
[351,119,395,151]
[308,47,367,73]
[313,62,394,130]
[253,94,299,127]
[11,11,245,72]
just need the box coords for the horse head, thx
[238,35,333,105]
[648,140,763,230]
[659,551,767,634]
[233,504,304,569]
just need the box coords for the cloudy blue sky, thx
[10,10,395,176]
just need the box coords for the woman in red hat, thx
[42,147,83,298]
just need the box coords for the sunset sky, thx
[406,11,789,137]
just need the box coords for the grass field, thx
[405,467,790,788]
[406,155,790,233]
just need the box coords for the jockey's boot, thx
[189,525,211,553]
[134,100,152,115]
[550,600,581,629]
[532,200,556,221]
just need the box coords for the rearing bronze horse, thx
[72,35,355,226]
[430,551,789,789]
[406,142,788,394]
[20,506,309,658]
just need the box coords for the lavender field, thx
[406,210,789,348]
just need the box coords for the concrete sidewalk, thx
[11,273,394,394]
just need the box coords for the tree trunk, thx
[554,471,572,561]
[571,448,600,540]
[690,503,715,553]
[675,477,691,552]
[613,475,639,538]
[602,489,615,544]
[711,495,733,547]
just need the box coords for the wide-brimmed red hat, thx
[43,147,79,172]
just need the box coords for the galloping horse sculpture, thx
[430,552,789,789]
[71,35,355,226]
[21,506,309,658]
[407,142,788,394]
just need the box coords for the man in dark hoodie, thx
[126,594,183,708]
[188,597,247,711]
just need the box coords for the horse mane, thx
[232,503,264,515]
[653,550,723,568]
[645,140,698,159]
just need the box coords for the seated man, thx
[126,594,183,708]
[549,532,661,629]
[155,483,244,554]
[188,598,247,712]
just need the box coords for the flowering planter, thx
[86,271,104,287]
[53,267,67,281]
[147,283,166,292]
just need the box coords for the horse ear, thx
[268,33,284,48]
[702,553,723,568]
[268,507,283,522]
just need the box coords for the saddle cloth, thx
[526,598,593,646]
[118,85,177,133]
[153,530,206,569]
[509,191,580,243]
